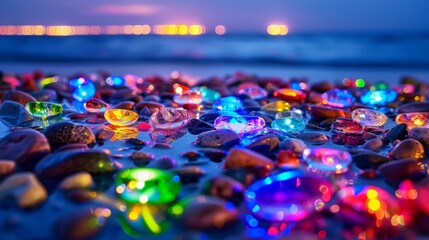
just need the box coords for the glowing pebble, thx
[104,109,138,127]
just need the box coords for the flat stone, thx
[1,90,36,106]
[303,147,352,173]
[201,176,244,204]
[0,100,33,127]
[187,118,216,135]
[147,156,177,169]
[296,132,329,145]
[195,129,240,150]
[352,153,390,169]
[59,172,94,190]
[0,160,16,177]
[379,159,425,184]
[171,166,205,184]
[246,134,279,152]
[351,108,387,127]
[44,122,96,151]
[331,117,364,134]
[409,127,429,147]
[362,139,384,151]
[279,138,308,156]
[225,147,274,170]
[385,123,408,142]
[310,105,351,119]
[388,139,425,160]
[104,109,138,127]
[0,172,47,208]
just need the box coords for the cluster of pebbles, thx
[0,70,429,239]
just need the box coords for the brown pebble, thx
[0,160,16,177]
[388,139,425,160]
[362,132,377,140]
[310,105,351,119]
[2,90,37,106]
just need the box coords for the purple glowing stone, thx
[303,147,352,173]
[245,170,333,221]
[322,89,355,108]
[214,114,266,135]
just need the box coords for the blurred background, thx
[1,0,429,82]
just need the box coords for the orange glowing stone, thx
[396,112,429,130]
[104,109,139,127]
[273,88,307,103]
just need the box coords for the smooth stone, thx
[59,172,94,190]
[68,112,88,120]
[310,105,351,119]
[25,101,63,119]
[277,150,300,167]
[273,88,307,103]
[0,160,16,177]
[0,129,51,168]
[245,171,333,221]
[171,166,205,184]
[195,129,240,150]
[362,132,377,140]
[331,118,364,134]
[190,86,221,103]
[271,116,306,133]
[351,108,387,127]
[111,101,135,111]
[104,109,138,127]
[44,122,96,151]
[363,139,384,151]
[1,90,37,106]
[261,101,290,113]
[187,118,216,135]
[0,100,33,127]
[30,89,57,102]
[214,115,265,135]
[130,151,154,166]
[331,133,365,146]
[173,91,203,105]
[310,81,334,93]
[84,98,110,113]
[279,138,308,156]
[241,99,261,111]
[214,96,242,113]
[57,144,91,153]
[225,147,274,170]
[303,147,352,173]
[0,172,47,208]
[246,134,279,152]
[136,101,164,113]
[125,138,146,146]
[56,207,110,240]
[199,112,221,124]
[149,108,188,129]
[360,90,397,105]
[180,196,239,230]
[35,150,116,179]
[198,148,227,162]
[398,102,429,113]
[180,151,201,161]
[147,156,177,169]
[352,153,390,169]
[379,159,425,184]
[322,88,355,108]
[238,85,267,100]
[201,176,244,204]
[396,112,429,130]
[296,132,329,145]
[388,139,424,160]
[409,127,429,146]
[385,123,408,142]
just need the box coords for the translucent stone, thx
[322,88,355,108]
[394,84,415,94]
[173,91,203,105]
[238,85,268,100]
[149,108,188,129]
[111,127,139,141]
[360,90,397,105]
[271,111,306,133]
[331,117,364,134]
[273,88,307,102]
[215,96,242,113]
[115,168,181,204]
[370,81,388,91]
[261,101,290,113]
[104,109,139,127]
[351,108,387,127]
[396,112,429,130]
[38,76,59,88]
[84,98,110,113]
[69,77,89,88]
[245,170,333,221]
[303,147,352,173]
[25,101,63,119]
[214,114,266,135]
[70,78,96,102]
[289,80,308,91]
[190,86,221,103]
[106,76,125,86]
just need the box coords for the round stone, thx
[104,109,138,127]
[396,112,429,130]
[273,88,307,103]
[245,170,333,221]
[351,108,387,127]
[360,90,397,105]
[303,147,352,173]
[44,122,96,150]
[149,108,188,129]
[237,85,267,100]
[215,96,242,113]
[261,101,290,113]
[25,101,63,119]
[190,86,221,103]
[388,139,425,160]
[70,78,96,102]
[115,168,181,204]
[271,111,306,132]
[173,90,203,105]
[322,88,355,108]
[84,98,110,113]
[214,114,265,135]
[331,117,364,134]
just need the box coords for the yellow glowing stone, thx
[262,101,290,113]
[104,109,138,127]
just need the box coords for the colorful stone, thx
[25,101,63,119]
[289,80,308,91]
[70,78,96,102]
[190,86,221,103]
[273,88,307,103]
[370,81,388,91]
[351,108,387,127]
[303,147,352,173]
[245,170,333,221]
[106,76,125,86]
[173,91,203,105]
[149,108,188,129]
[396,112,429,130]
[261,101,290,113]
[215,96,242,113]
[69,77,89,88]
[115,168,181,204]
[104,109,139,127]
[331,117,364,134]
[214,114,266,135]
[360,90,397,105]
[331,134,365,146]
[271,111,306,132]
[322,88,355,108]
[237,85,267,100]
[84,98,110,113]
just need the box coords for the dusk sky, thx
[1,0,429,33]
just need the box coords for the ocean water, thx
[1,33,429,68]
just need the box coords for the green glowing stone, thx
[190,86,221,103]
[115,168,181,204]
[25,101,63,119]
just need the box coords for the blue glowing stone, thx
[106,76,126,86]
[289,80,308,91]
[360,90,397,105]
[245,170,333,221]
[271,111,306,132]
[303,147,352,173]
[238,86,267,100]
[322,88,355,108]
[69,77,89,88]
[191,86,221,103]
[214,114,266,135]
[215,96,242,113]
[72,82,96,102]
